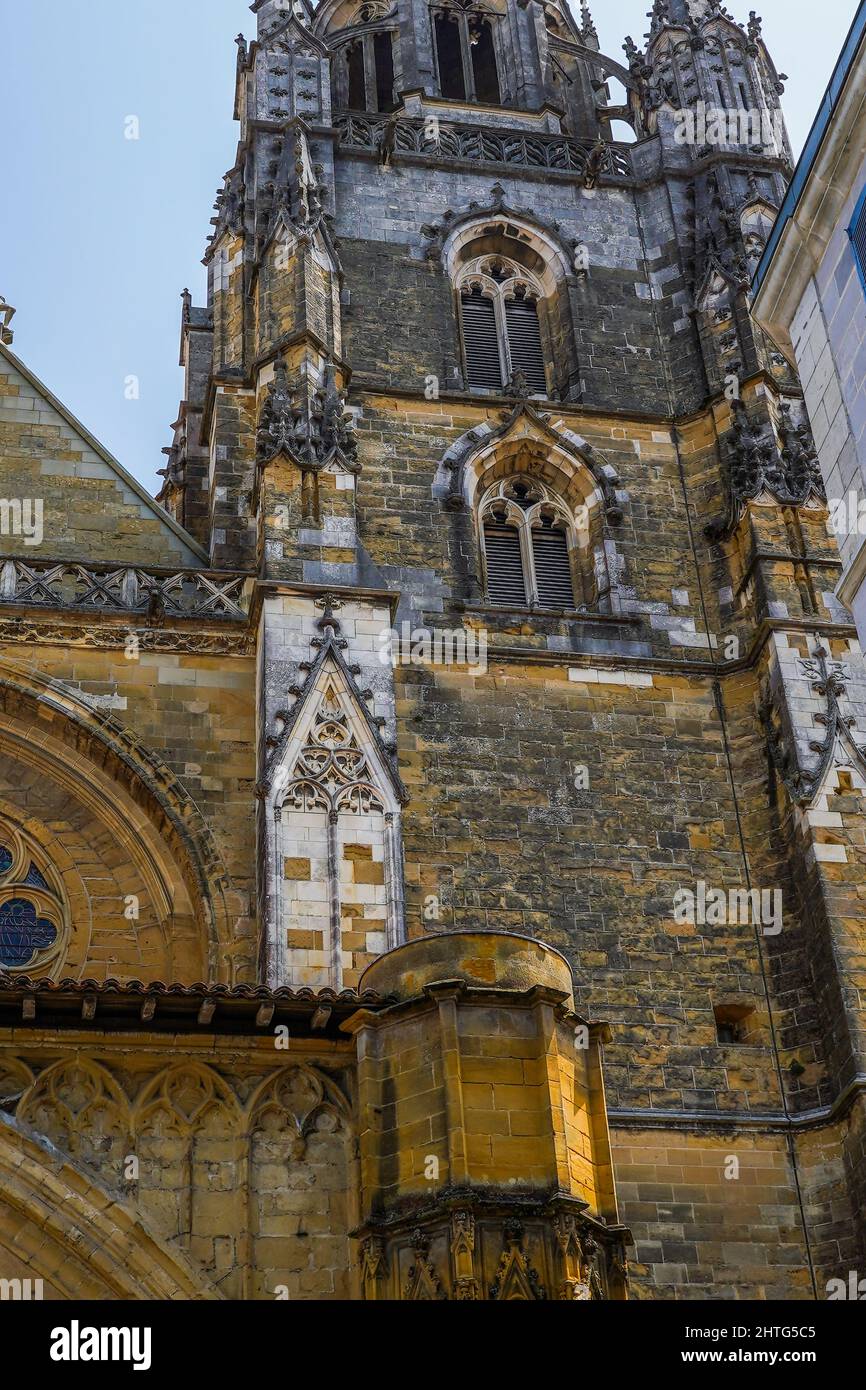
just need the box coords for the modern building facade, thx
[753,3,866,641]
[0,0,865,1301]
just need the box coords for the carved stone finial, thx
[0,296,16,347]
[580,1,599,46]
[315,591,344,637]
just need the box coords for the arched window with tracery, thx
[0,821,67,973]
[458,257,547,396]
[432,5,501,104]
[479,476,579,610]
[331,3,399,113]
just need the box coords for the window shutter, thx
[461,292,503,390]
[850,188,866,289]
[505,297,547,395]
[531,527,575,609]
[484,524,527,606]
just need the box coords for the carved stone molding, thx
[763,643,866,807]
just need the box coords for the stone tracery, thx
[0,819,67,974]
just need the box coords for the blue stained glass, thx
[0,898,58,968]
[0,848,12,875]
[23,863,50,890]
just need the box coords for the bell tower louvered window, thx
[479,478,579,611]
[850,186,866,294]
[433,6,501,104]
[505,296,547,396]
[461,288,504,390]
[458,259,548,397]
[484,524,527,606]
[532,522,575,608]
[336,24,397,113]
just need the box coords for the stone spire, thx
[579,1,599,49]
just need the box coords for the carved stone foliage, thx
[707,399,825,540]
[763,644,866,807]
[0,617,251,656]
[256,360,359,474]
[334,114,632,179]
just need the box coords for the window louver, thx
[484,525,527,606]
[505,298,547,395]
[532,528,575,609]
[461,292,503,390]
[850,187,866,291]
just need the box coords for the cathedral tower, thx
[1,0,865,1302]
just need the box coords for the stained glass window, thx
[24,863,50,890]
[0,898,58,969]
[0,823,65,972]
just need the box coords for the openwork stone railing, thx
[333,113,633,178]
[0,561,249,621]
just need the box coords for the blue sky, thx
[2,0,859,494]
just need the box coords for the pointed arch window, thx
[335,29,398,112]
[432,5,501,105]
[480,477,578,611]
[458,258,547,396]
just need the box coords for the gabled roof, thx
[0,342,208,566]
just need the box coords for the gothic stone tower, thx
[0,0,865,1300]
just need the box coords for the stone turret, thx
[347,932,629,1300]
